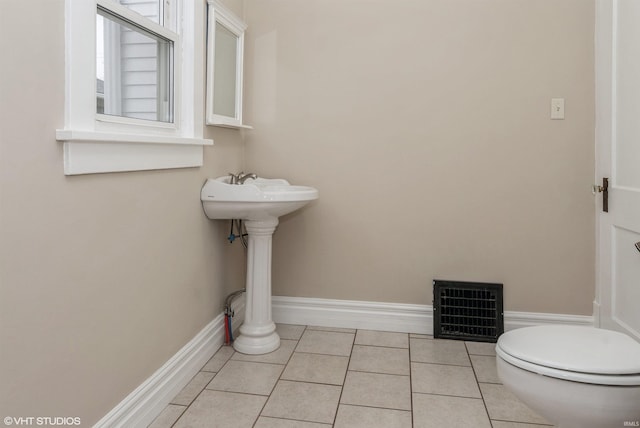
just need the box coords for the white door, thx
[595,0,640,341]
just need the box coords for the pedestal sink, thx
[201,175,318,354]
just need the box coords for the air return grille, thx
[433,280,503,342]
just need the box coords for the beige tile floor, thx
[149,324,553,428]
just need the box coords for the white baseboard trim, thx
[272,296,433,334]
[94,296,246,428]
[96,294,592,427]
[504,310,594,330]
[272,296,594,334]
[93,315,224,428]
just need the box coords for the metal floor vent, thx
[433,280,504,342]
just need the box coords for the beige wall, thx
[0,0,596,424]
[243,0,596,314]
[0,0,245,424]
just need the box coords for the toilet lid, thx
[497,325,640,375]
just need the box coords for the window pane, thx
[97,8,173,123]
[213,22,238,118]
[117,0,162,24]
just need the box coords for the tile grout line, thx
[168,369,216,428]
[410,359,476,369]
[465,341,494,428]
[164,404,187,428]
[160,326,514,428]
[347,368,410,377]
[411,391,486,400]
[408,333,414,428]
[331,327,357,427]
[411,361,472,368]
[269,378,345,388]
[251,325,307,428]
[256,414,333,426]
[164,334,405,428]
[165,354,232,428]
[337,402,414,414]
[353,342,410,350]
[201,345,235,396]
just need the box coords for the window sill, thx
[56,129,214,146]
[208,122,253,130]
[56,129,214,175]
[206,114,252,130]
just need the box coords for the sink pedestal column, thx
[233,217,281,355]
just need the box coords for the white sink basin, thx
[201,176,319,220]
[200,175,318,355]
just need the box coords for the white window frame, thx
[56,0,213,175]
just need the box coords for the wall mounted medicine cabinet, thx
[206,0,251,129]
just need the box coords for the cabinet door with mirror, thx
[206,0,250,128]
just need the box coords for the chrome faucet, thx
[238,172,258,184]
[229,172,257,184]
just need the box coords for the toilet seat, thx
[496,325,640,386]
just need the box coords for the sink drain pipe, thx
[224,288,246,345]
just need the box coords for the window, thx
[96,5,174,122]
[56,0,213,175]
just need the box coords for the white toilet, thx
[495,325,640,428]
